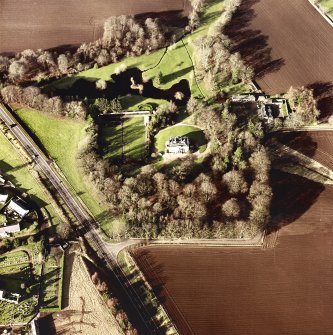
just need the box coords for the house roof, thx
[0,223,21,236]
[0,194,8,204]
[7,199,29,217]
[166,136,189,147]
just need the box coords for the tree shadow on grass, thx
[162,66,192,84]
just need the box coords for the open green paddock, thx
[101,117,147,161]
[12,106,109,225]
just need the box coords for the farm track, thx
[133,131,333,335]
[0,0,190,54]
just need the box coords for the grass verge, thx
[12,106,110,225]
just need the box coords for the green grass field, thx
[0,132,59,226]
[40,252,64,311]
[12,106,109,224]
[101,117,146,161]
[319,0,333,16]
[155,125,207,153]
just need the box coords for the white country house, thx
[165,136,190,154]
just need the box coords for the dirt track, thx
[133,131,333,335]
[0,0,190,54]
[226,0,333,116]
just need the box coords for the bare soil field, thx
[0,0,190,55]
[275,131,333,171]
[51,254,123,335]
[133,153,333,334]
[226,0,333,117]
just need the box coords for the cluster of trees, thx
[90,270,138,334]
[284,86,320,127]
[193,0,253,92]
[0,85,87,119]
[0,235,36,253]
[77,96,272,239]
[0,15,169,85]
[187,0,205,31]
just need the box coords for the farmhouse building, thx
[0,223,21,237]
[165,136,190,154]
[231,94,289,123]
[6,198,29,218]
[0,290,20,304]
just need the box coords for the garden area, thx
[0,250,40,324]
[101,117,147,162]
[40,247,64,311]
[318,0,333,17]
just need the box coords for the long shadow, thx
[162,66,192,84]
[224,0,285,80]
[46,67,191,107]
[273,131,318,160]
[268,170,325,233]
[307,81,333,121]
[135,10,189,28]
[132,248,193,335]
[61,250,75,309]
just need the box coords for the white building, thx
[165,136,190,154]
[0,223,21,237]
[0,176,5,185]
[7,198,29,218]
[0,290,20,304]
[0,194,8,205]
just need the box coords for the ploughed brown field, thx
[0,0,190,54]
[226,0,333,117]
[133,131,333,335]
[275,130,333,171]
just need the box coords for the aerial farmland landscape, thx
[0,0,332,334]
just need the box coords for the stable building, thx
[165,136,190,154]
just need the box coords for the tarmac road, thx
[0,103,164,335]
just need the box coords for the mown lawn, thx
[319,0,333,16]
[155,125,207,154]
[0,133,59,226]
[40,252,64,311]
[101,117,146,161]
[12,106,109,223]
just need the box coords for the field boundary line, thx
[122,249,181,335]
[149,230,265,247]
[308,0,333,28]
